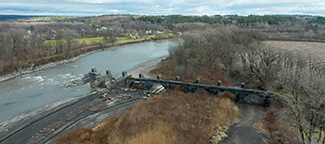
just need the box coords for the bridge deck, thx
[125,77,277,106]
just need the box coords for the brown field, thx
[264,41,325,64]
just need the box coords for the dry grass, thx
[256,99,300,144]
[264,41,325,64]
[218,92,237,102]
[124,121,177,144]
[56,88,241,144]
[253,121,271,136]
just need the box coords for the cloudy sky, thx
[0,0,324,16]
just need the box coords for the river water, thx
[0,40,175,123]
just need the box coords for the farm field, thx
[264,41,325,64]
[44,35,157,45]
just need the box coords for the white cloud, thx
[0,0,324,16]
[186,6,219,15]
[66,0,154,4]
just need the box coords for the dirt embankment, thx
[219,104,268,144]
[56,89,242,144]
[126,56,168,79]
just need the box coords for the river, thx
[0,40,175,123]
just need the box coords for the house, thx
[96,26,108,31]
[101,27,107,31]
[145,30,152,34]
[156,30,164,34]
[27,30,32,35]
[49,30,57,40]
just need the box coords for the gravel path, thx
[219,104,268,144]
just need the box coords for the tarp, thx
[150,83,166,94]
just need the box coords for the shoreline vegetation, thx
[0,37,173,83]
[1,14,325,78]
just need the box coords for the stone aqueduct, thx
[123,72,277,107]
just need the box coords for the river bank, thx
[0,93,95,143]
[0,54,168,143]
[0,38,173,83]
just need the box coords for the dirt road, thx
[219,104,268,144]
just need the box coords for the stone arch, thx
[129,81,144,89]
[243,94,265,106]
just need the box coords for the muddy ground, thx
[219,104,268,144]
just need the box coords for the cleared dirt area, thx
[264,41,325,63]
[219,104,267,144]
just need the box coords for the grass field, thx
[44,35,158,45]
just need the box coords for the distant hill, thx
[0,15,42,21]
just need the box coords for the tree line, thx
[138,15,324,25]
[160,27,324,144]
[138,15,325,41]
[1,14,324,75]
[0,15,165,75]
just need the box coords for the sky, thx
[0,0,324,16]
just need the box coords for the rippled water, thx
[0,40,175,123]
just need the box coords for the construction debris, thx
[149,83,166,94]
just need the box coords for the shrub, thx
[56,88,242,144]
[218,92,237,102]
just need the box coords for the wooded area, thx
[155,27,325,144]
[16,15,323,144]
[0,14,324,77]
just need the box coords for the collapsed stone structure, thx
[70,68,277,106]
[88,68,113,88]
[124,73,277,107]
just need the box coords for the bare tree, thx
[63,29,78,56]
[55,30,64,54]
[276,55,325,144]
[107,32,117,44]
[240,44,282,89]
